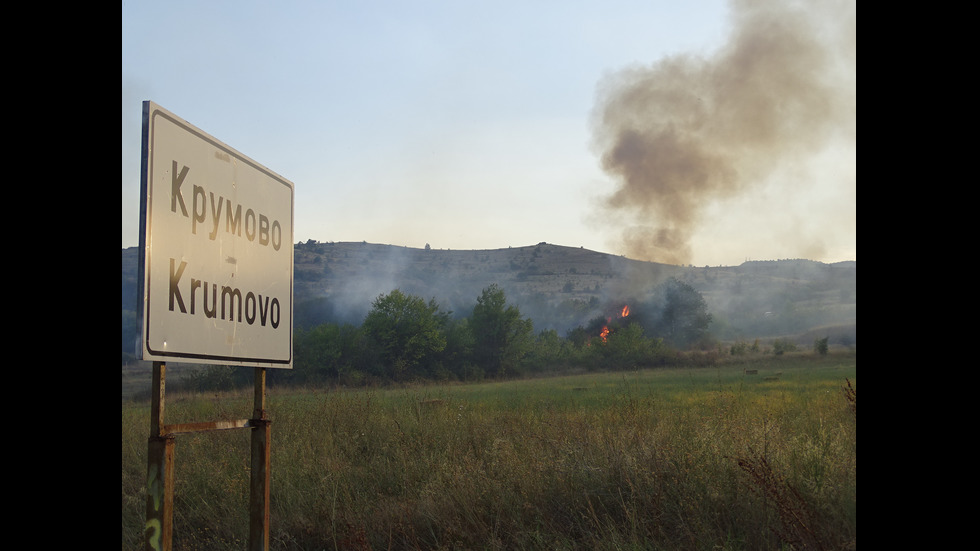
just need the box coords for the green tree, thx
[293,323,343,382]
[605,322,654,365]
[469,284,534,378]
[565,325,591,350]
[645,277,713,348]
[362,289,448,380]
[292,322,371,384]
[525,328,567,373]
[437,317,476,380]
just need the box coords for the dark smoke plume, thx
[591,0,856,265]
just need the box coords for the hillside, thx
[122,241,855,351]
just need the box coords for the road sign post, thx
[138,101,293,551]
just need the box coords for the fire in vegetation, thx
[597,304,630,344]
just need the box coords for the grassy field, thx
[121,352,856,550]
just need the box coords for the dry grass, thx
[121,353,855,550]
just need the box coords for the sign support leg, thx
[145,361,174,551]
[249,367,271,551]
[141,361,274,550]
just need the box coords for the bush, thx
[772,339,798,355]
[814,336,829,356]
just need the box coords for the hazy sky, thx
[122,0,855,267]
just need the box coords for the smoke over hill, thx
[591,0,856,265]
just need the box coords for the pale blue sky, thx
[122,0,855,266]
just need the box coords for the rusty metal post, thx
[145,362,174,551]
[248,367,271,551]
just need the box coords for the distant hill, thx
[121,241,855,355]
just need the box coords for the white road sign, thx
[138,101,293,368]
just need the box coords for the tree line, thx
[269,277,713,388]
[127,277,715,393]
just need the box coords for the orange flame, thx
[597,305,630,343]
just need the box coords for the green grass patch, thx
[122,352,855,550]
